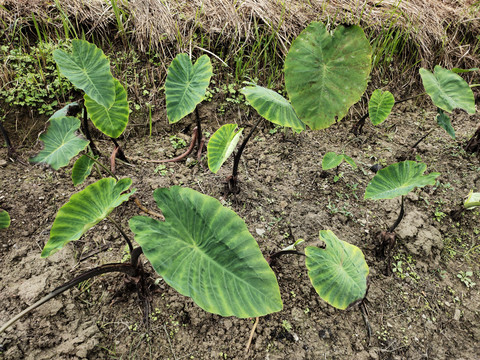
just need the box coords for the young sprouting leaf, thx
[365,161,440,200]
[165,54,213,123]
[53,40,115,108]
[464,190,480,209]
[368,89,395,126]
[285,22,371,130]
[0,210,10,229]
[343,155,357,169]
[41,178,135,257]
[129,186,283,318]
[240,85,305,133]
[50,102,80,119]
[306,230,369,310]
[451,67,479,74]
[436,109,455,139]
[30,116,89,170]
[72,154,96,186]
[84,78,129,138]
[207,124,243,174]
[322,152,344,170]
[419,66,475,114]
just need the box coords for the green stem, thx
[84,153,118,180]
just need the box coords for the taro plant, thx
[364,160,440,273]
[0,210,10,229]
[321,151,357,182]
[351,89,395,135]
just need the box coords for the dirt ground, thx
[1,94,480,359]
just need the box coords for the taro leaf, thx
[240,85,305,133]
[305,230,369,310]
[464,190,480,209]
[53,40,115,108]
[368,89,395,126]
[84,78,129,138]
[364,161,440,200]
[419,66,475,114]
[0,210,10,229]
[343,155,357,169]
[285,22,371,130]
[436,109,455,139]
[129,186,283,318]
[207,124,243,174]
[451,68,479,74]
[41,178,135,257]
[30,116,89,170]
[50,102,80,119]
[165,54,213,123]
[322,152,344,170]
[72,154,96,186]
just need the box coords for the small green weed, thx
[457,271,476,288]
[169,135,187,149]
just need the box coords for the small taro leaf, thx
[436,109,455,139]
[285,22,372,130]
[305,230,369,310]
[50,102,80,119]
[84,78,129,138]
[207,124,243,174]
[364,161,440,200]
[451,67,479,74]
[41,178,135,257]
[322,152,344,170]
[419,66,475,114]
[129,186,283,318]
[464,190,480,209]
[30,116,89,170]
[72,154,96,186]
[53,40,115,108]
[0,210,10,229]
[165,54,213,123]
[342,155,357,169]
[240,85,305,133]
[368,89,395,126]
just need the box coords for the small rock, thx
[454,308,461,321]
[0,159,7,167]
[256,228,266,236]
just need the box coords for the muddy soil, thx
[1,96,479,360]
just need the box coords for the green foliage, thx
[368,89,395,126]
[207,124,243,174]
[0,42,74,115]
[464,190,480,209]
[284,22,372,130]
[165,54,213,123]
[0,210,10,229]
[436,109,455,139]
[29,116,89,170]
[365,161,440,200]
[129,186,283,318]
[41,178,135,257]
[322,152,357,171]
[240,84,305,133]
[305,230,369,310]
[72,154,96,186]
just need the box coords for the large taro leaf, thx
[41,178,135,257]
[241,85,305,133]
[369,89,395,126]
[30,116,89,170]
[207,124,243,174]
[285,22,371,130]
[129,186,283,318]
[419,66,475,114]
[365,161,440,200]
[305,230,369,310]
[53,40,115,108]
[84,78,129,138]
[165,54,213,123]
[0,210,10,229]
[72,154,96,186]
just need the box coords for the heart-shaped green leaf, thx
[41,178,135,257]
[241,85,305,133]
[84,78,129,138]
[72,154,96,186]
[322,152,344,170]
[285,22,371,130]
[165,54,213,123]
[369,89,395,126]
[129,186,283,318]
[54,40,115,108]
[464,190,480,209]
[436,109,455,139]
[306,230,369,310]
[0,210,10,229]
[419,66,475,114]
[207,124,243,174]
[365,161,440,200]
[30,116,89,170]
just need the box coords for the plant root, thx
[245,317,259,353]
[133,195,165,220]
[224,175,240,196]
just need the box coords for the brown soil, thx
[1,96,480,359]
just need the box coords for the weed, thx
[169,135,187,149]
[457,271,476,288]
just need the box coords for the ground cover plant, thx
[1,1,480,358]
